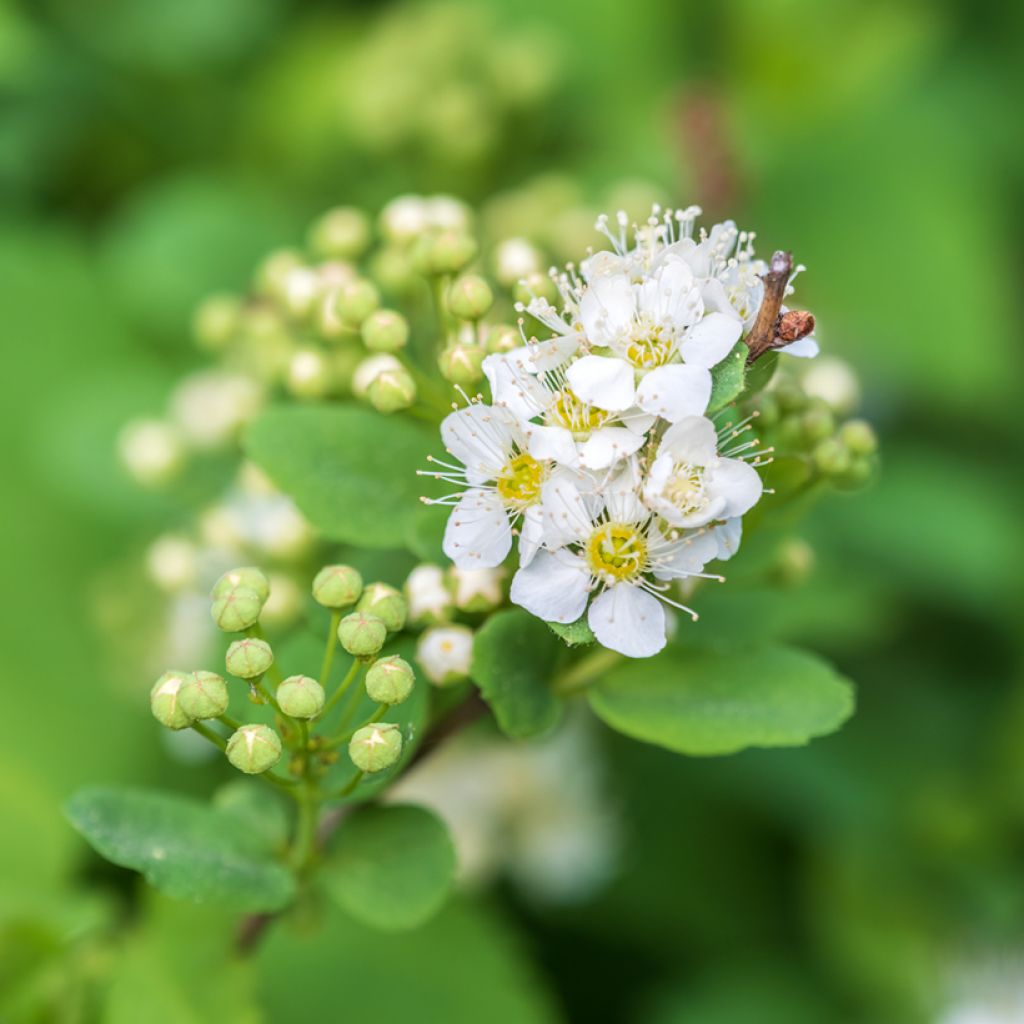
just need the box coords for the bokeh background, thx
[3,0,1023,1020]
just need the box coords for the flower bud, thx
[361,309,409,353]
[448,275,493,321]
[331,343,364,396]
[332,280,380,328]
[146,534,199,593]
[150,671,192,730]
[772,377,808,414]
[352,354,402,399]
[416,625,473,686]
[312,564,363,609]
[277,675,325,719]
[380,195,430,244]
[211,585,263,633]
[280,266,321,319]
[225,638,274,679]
[348,723,402,773]
[338,611,387,657]
[356,582,407,632]
[307,207,371,260]
[839,419,878,457]
[367,366,416,414]
[193,293,242,352]
[448,566,505,613]
[802,357,861,416]
[365,656,415,705]
[438,343,485,386]
[286,347,332,400]
[371,246,417,293]
[486,324,520,355]
[212,567,270,604]
[226,725,282,775]
[800,400,835,444]
[404,564,454,625]
[493,238,541,286]
[255,249,303,300]
[171,372,263,451]
[414,230,477,276]
[178,671,230,721]
[118,419,185,489]
[513,271,557,306]
[812,437,853,477]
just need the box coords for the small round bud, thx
[356,582,407,632]
[839,419,878,457]
[333,280,380,328]
[380,195,430,244]
[486,324,520,355]
[225,638,274,679]
[448,275,493,321]
[367,366,416,414]
[772,377,807,414]
[800,400,835,444]
[493,238,541,286]
[193,293,242,352]
[416,625,474,686]
[438,343,485,386]
[313,565,363,609]
[170,372,263,451]
[146,534,199,593]
[178,671,229,720]
[361,309,409,353]
[286,347,332,400]
[404,564,454,625]
[834,455,875,490]
[802,357,861,416]
[277,675,325,719]
[348,723,402,773]
[513,271,557,306]
[280,267,321,319]
[255,249,303,299]
[226,725,282,775]
[150,671,192,730]
[449,566,505,613]
[352,354,402,399]
[211,585,263,633]
[338,611,387,657]
[212,567,270,604]
[371,246,417,293]
[307,207,370,260]
[812,437,853,477]
[414,230,477,275]
[118,419,185,489]
[365,656,415,705]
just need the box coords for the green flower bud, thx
[513,271,557,306]
[801,400,835,444]
[338,611,388,657]
[333,280,380,328]
[356,582,407,632]
[118,419,186,489]
[211,585,263,633]
[352,354,402,399]
[438,343,485,386]
[361,309,409,353]
[178,670,229,720]
[277,676,325,719]
[308,207,370,260]
[812,437,853,476]
[312,564,363,609]
[193,293,242,353]
[225,638,274,679]
[773,377,807,414]
[286,347,333,400]
[839,419,878,457]
[367,366,416,414]
[371,246,417,293]
[255,249,304,299]
[349,723,402,773]
[331,343,364,396]
[414,230,477,276]
[448,275,493,321]
[486,324,520,355]
[493,238,542,287]
[226,725,282,775]
[212,567,270,604]
[150,671,192,730]
[834,455,875,490]
[365,656,415,705]
[449,565,504,613]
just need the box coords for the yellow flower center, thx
[625,326,673,368]
[496,453,546,508]
[664,464,706,515]
[550,388,609,434]
[585,523,647,582]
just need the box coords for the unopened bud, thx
[212,567,270,604]
[338,611,387,657]
[225,638,274,679]
[226,725,282,774]
[380,195,430,244]
[513,271,557,306]
[371,246,417,293]
[361,309,409,353]
[493,238,541,286]
[414,230,477,276]
[404,564,454,625]
[801,400,835,444]
[772,377,807,414]
[348,723,402,773]
[365,656,415,705]
[416,625,473,686]
[486,324,520,354]
[448,275,493,321]
[812,437,852,477]
[333,280,380,328]
[179,671,229,720]
[193,293,242,352]
[352,354,402,398]
[313,564,363,609]
[449,566,504,613]
[255,249,304,300]
[438,343,485,386]
[839,419,877,457]
[802,357,861,416]
[356,582,407,632]
[118,419,185,489]
[146,534,199,593]
[286,347,332,400]
[776,310,815,343]
[367,366,416,413]
[150,671,192,730]
[308,207,370,260]
[211,586,263,633]
[277,675,325,719]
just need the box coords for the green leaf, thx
[65,786,295,911]
[744,349,778,397]
[548,615,595,647]
[323,804,455,931]
[588,644,854,756]
[707,341,748,414]
[472,610,563,739]
[244,404,432,548]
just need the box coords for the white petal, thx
[604,459,646,523]
[652,530,719,580]
[441,405,516,480]
[482,352,547,421]
[679,312,743,368]
[778,335,820,358]
[517,504,545,568]
[529,334,579,371]
[635,365,711,422]
[442,490,512,568]
[707,457,763,519]
[526,424,578,467]
[566,355,636,413]
[576,427,645,471]
[639,256,701,326]
[708,518,742,561]
[539,476,593,549]
[510,550,590,623]
[579,273,635,345]
[699,278,744,322]
[657,415,718,465]
[588,584,666,658]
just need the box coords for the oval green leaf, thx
[588,644,854,756]
[323,804,455,931]
[706,341,748,413]
[65,786,295,911]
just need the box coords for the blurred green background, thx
[3,0,1023,1020]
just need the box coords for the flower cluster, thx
[426,207,817,658]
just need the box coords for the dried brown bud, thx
[776,310,815,342]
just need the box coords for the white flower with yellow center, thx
[416,624,474,685]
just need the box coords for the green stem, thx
[191,721,226,751]
[329,771,365,802]
[320,659,364,719]
[218,713,242,732]
[289,783,319,875]
[319,611,342,689]
[322,703,388,751]
[553,648,623,696]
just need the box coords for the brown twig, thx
[743,250,815,364]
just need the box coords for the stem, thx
[289,783,319,875]
[218,713,242,732]
[191,721,226,751]
[319,611,342,688]
[320,659,363,719]
[329,771,365,801]
[322,704,388,751]
[553,648,623,696]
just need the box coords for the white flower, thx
[417,625,474,685]
[449,565,505,612]
[405,564,454,624]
